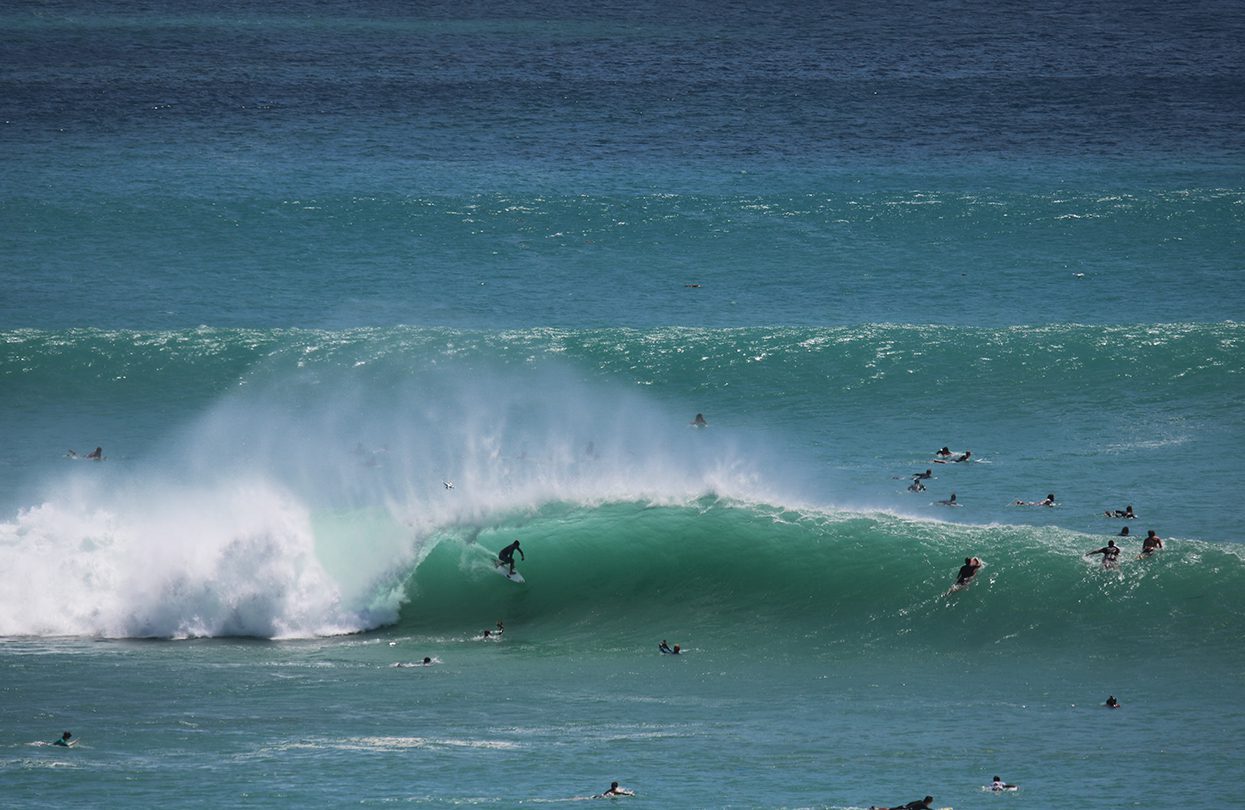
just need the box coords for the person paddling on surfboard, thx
[871,795,934,810]
[497,540,524,575]
[52,731,74,747]
[1140,530,1163,556]
[597,781,635,797]
[1086,540,1121,567]
[990,776,1017,791]
[955,557,981,587]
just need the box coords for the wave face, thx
[0,324,1242,647]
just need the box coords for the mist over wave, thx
[0,344,772,638]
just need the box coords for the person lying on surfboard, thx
[1086,540,1121,567]
[1140,530,1163,556]
[497,540,524,575]
[990,776,1017,791]
[955,557,981,586]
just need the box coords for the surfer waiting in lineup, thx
[1105,504,1136,519]
[1106,695,1121,708]
[938,492,958,506]
[497,539,524,575]
[871,795,934,810]
[1119,526,1131,537]
[1086,539,1121,567]
[1140,530,1163,556]
[52,731,74,747]
[597,781,635,797]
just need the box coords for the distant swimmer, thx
[871,795,934,810]
[1014,493,1056,507]
[52,731,74,747]
[908,479,925,493]
[990,776,1018,792]
[497,539,524,576]
[1119,526,1131,537]
[395,657,434,667]
[1105,504,1136,519]
[1106,695,1121,709]
[86,446,103,460]
[914,469,933,480]
[1140,530,1163,557]
[938,492,959,506]
[691,413,708,427]
[597,781,635,798]
[953,450,972,463]
[1086,540,1121,567]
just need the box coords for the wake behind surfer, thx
[1086,539,1121,567]
[497,539,524,575]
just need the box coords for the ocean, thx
[2,1,1244,807]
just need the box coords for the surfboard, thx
[494,562,525,583]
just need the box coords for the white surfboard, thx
[494,562,525,583]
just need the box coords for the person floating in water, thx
[1086,540,1121,567]
[990,776,1017,791]
[691,413,708,427]
[1140,530,1163,557]
[872,795,934,810]
[1106,695,1121,708]
[938,492,958,506]
[52,731,74,747]
[86,446,103,460]
[497,539,524,575]
[907,479,925,493]
[597,781,635,797]
[1105,504,1136,519]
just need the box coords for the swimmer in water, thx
[913,469,933,480]
[1118,526,1130,537]
[935,447,952,458]
[52,731,74,747]
[938,492,959,506]
[953,450,972,462]
[1104,504,1136,519]
[908,479,925,493]
[1086,540,1121,567]
[1140,530,1163,556]
[1106,695,1121,708]
[990,776,1017,791]
[691,413,708,427]
[86,447,103,460]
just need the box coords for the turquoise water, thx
[3,1,1245,807]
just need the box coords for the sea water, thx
[2,1,1244,807]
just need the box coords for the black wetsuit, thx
[498,541,524,572]
[955,563,980,584]
[1089,544,1121,563]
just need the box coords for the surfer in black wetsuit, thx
[914,469,933,480]
[1105,504,1135,519]
[659,640,673,654]
[873,795,934,810]
[52,731,73,747]
[956,557,981,585]
[497,540,524,575]
[1086,540,1121,567]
